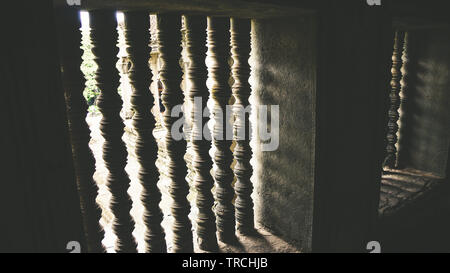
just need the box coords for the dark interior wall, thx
[399,29,450,176]
[312,1,392,252]
[1,1,86,252]
[251,14,316,251]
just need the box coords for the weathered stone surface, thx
[251,15,316,252]
[379,168,445,216]
[397,29,450,176]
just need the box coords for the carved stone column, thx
[90,10,137,253]
[384,30,404,169]
[207,17,236,243]
[397,31,410,169]
[57,8,105,253]
[157,14,194,253]
[123,11,167,253]
[230,18,254,235]
[184,15,218,251]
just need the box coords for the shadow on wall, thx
[251,15,316,252]
[399,28,450,177]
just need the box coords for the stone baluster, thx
[90,10,137,253]
[157,14,194,253]
[184,15,218,251]
[57,8,105,253]
[123,11,167,253]
[384,30,404,169]
[230,18,254,235]
[397,31,410,168]
[207,17,236,243]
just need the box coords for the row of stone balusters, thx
[384,30,409,169]
[61,9,254,253]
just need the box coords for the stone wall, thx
[398,29,450,177]
[251,15,316,252]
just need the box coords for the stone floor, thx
[379,167,445,217]
[86,113,299,253]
